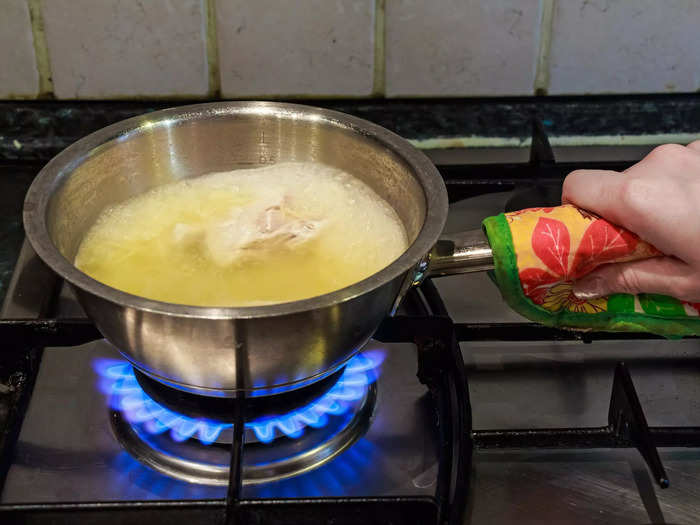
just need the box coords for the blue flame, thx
[94,350,384,446]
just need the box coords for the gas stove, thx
[2,102,700,524]
[100,350,380,486]
[0,248,460,524]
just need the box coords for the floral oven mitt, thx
[482,204,700,337]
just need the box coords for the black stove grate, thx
[0,311,469,525]
[1,116,700,524]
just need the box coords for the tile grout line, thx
[27,0,54,98]
[372,0,386,96]
[205,0,221,98]
[533,0,555,96]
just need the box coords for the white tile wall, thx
[2,0,698,99]
[549,0,700,94]
[0,0,39,98]
[385,0,542,96]
[41,0,209,99]
[216,0,375,97]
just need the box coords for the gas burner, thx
[95,351,383,485]
[132,365,347,428]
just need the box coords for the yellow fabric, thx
[505,205,664,315]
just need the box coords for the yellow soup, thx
[74,162,408,306]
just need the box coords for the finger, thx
[688,139,700,152]
[561,169,629,226]
[572,256,698,301]
[563,146,700,256]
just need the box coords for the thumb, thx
[572,256,696,300]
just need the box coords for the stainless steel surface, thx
[428,229,494,278]
[0,241,58,318]
[23,101,450,396]
[0,339,438,502]
[109,383,376,486]
[463,340,700,525]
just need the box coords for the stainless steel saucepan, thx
[23,102,494,397]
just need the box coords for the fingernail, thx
[573,277,605,300]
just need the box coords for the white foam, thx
[75,162,408,306]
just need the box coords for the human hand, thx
[562,140,700,301]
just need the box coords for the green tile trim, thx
[534,0,555,96]
[372,0,386,96]
[205,0,221,98]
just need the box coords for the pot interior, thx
[44,106,428,265]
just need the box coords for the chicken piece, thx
[172,223,204,247]
[203,195,323,266]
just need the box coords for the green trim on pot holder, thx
[482,213,700,338]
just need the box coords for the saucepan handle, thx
[390,229,495,314]
[426,229,494,277]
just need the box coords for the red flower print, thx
[532,217,571,277]
[681,301,700,317]
[570,219,640,277]
[519,268,558,304]
[518,216,640,312]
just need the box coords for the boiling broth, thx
[74,162,408,306]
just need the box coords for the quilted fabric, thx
[482,205,700,337]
